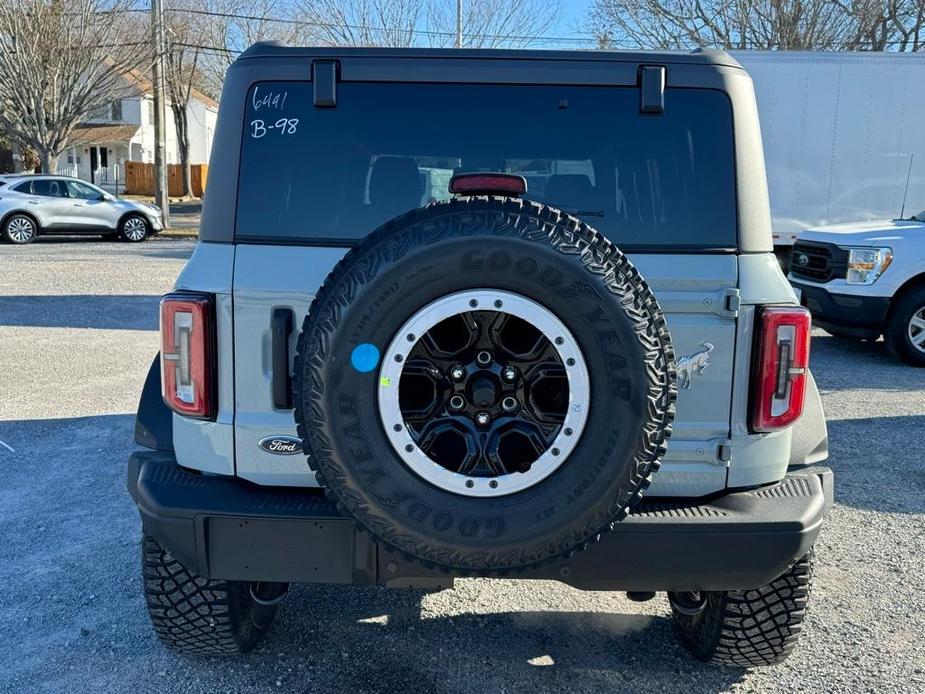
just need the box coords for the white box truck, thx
[732,51,925,261]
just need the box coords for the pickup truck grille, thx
[789,242,848,283]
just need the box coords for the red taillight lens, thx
[449,172,527,196]
[752,306,811,432]
[160,293,214,419]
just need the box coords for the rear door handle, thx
[271,308,294,409]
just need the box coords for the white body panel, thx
[732,51,925,246]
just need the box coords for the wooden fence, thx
[124,161,208,198]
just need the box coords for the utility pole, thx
[151,0,171,228]
[456,0,462,48]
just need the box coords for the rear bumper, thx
[792,281,889,336]
[128,451,833,592]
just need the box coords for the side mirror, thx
[100,193,114,201]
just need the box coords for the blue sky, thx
[554,0,594,39]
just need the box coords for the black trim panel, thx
[134,355,173,452]
[793,281,890,331]
[129,451,833,591]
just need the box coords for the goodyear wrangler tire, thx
[293,197,675,572]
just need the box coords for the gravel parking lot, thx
[1,238,923,694]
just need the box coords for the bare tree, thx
[296,0,562,48]
[196,0,310,97]
[858,0,925,51]
[588,0,924,51]
[426,0,563,48]
[296,0,426,46]
[0,0,147,173]
[164,4,206,198]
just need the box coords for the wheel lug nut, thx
[450,365,466,381]
[449,395,465,410]
[502,366,517,382]
[501,396,518,413]
[476,351,492,366]
[475,411,491,427]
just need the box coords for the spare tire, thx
[293,197,675,572]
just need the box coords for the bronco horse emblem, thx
[677,342,715,389]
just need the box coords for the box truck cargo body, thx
[732,51,925,253]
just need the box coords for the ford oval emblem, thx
[258,435,302,455]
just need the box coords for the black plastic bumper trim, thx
[128,450,833,591]
[793,281,890,331]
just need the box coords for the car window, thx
[31,179,68,198]
[12,181,33,194]
[65,180,102,200]
[236,82,737,249]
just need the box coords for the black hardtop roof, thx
[237,42,743,70]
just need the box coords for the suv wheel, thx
[293,196,676,573]
[141,533,280,655]
[3,214,38,244]
[120,214,150,242]
[885,286,925,366]
[669,552,813,667]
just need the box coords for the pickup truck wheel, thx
[293,196,676,572]
[885,287,925,366]
[669,552,813,667]
[141,533,278,655]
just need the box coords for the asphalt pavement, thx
[0,238,923,693]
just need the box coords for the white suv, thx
[789,210,925,365]
[0,174,163,243]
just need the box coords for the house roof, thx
[123,68,219,109]
[70,123,141,146]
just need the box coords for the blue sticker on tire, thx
[350,343,381,373]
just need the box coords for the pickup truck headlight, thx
[846,247,892,285]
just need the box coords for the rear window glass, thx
[237,82,736,248]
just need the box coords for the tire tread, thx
[141,533,275,655]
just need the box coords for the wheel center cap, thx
[468,374,499,408]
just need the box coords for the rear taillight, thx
[751,306,811,432]
[160,293,215,419]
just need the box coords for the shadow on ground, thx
[810,333,925,392]
[0,294,160,330]
[246,585,748,694]
[826,414,925,514]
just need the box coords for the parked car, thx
[128,45,832,667]
[0,174,162,243]
[789,210,925,365]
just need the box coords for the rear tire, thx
[141,533,278,655]
[293,196,676,572]
[669,552,813,667]
[885,286,925,366]
[3,213,38,244]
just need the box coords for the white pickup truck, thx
[788,210,925,365]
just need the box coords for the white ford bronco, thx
[129,44,833,666]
